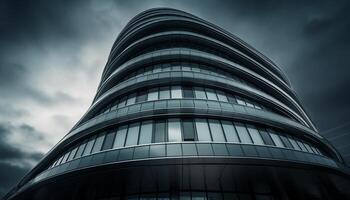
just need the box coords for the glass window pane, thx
[205,88,218,100]
[245,100,255,108]
[288,137,302,150]
[147,88,158,101]
[168,119,182,142]
[208,119,226,142]
[236,96,246,106]
[216,91,228,102]
[74,142,87,159]
[259,128,275,146]
[126,94,136,106]
[91,134,105,153]
[195,119,212,141]
[269,131,285,147]
[154,120,166,143]
[102,131,116,150]
[82,138,96,156]
[67,147,78,161]
[183,86,194,98]
[246,125,264,145]
[194,87,206,99]
[303,143,314,153]
[312,146,321,155]
[136,90,147,103]
[221,120,239,143]
[171,86,182,98]
[139,121,153,145]
[159,87,170,99]
[125,123,140,146]
[61,152,70,164]
[296,140,308,152]
[113,126,127,148]
[234,123,252,144]
[227,94,237,104]
[182,119,195,141]
[279,135,293,149]
[117,97,127,108]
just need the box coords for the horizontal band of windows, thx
[34,142,337,185]
[91,85,271,122]
[52,118,325,170]
[107,15,288,85]
[101,48,294,108]
[105,31,289,92]
[69,99,320,148]
[89,70,311,129]
[98,58,260,100]
[96,47,314,131]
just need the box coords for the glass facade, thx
[92,85,276,119]
[48,118,325,169]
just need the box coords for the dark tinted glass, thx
[258,128,274,145]
[102,131,116,150]
[183,86,194,98]
[182,119,196,141]
[136,90,147,103]
[154,120,166,142]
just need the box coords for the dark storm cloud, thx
[0,122,45,198]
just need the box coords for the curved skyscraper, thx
[5,8,350,200]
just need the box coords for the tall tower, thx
[5,8,350,200]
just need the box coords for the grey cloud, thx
[0,122,45,198]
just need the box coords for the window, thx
[102,131,116,150]
[168,119,182,142]
[125,123,140,146]
[234,123,252,144]
[117,97,127,108]
[61,152,70,164]
[67,147,78,161]
[138,121,153,144]
[183,86,194,98]
[82,138,96,156]
[91,134,105,153]
[236,96,246,106]
[171,86,182,98]
[216,91,228,102]
[74,142,87,159]
[195,119,212,141]
[182,65,191,71]
[227,94,237,104]
[194,87,206,99]
[269,131,285,147]
[279,135,293,149]
[246,125,264,145]
[208,119,226,142]
[148,88,158,101]
[154,120,166,143]
[245,100,255,108]
[126,94,136,106]
[221,120,239,143]
[159,87,170,99]
[296,140,308,152]
[303,143,314,153]
[136,91,147,103]
[113,126,127,148]
[259,129,275,145]
[182,119,196,141]
[288,137,302,151]
[205,88,218,100]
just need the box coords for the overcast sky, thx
[0,0,350,197]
